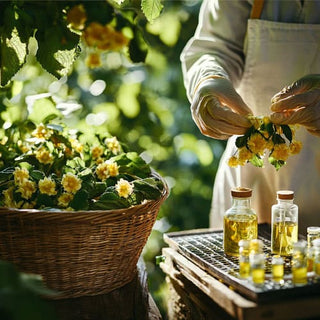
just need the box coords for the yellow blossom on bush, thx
[96,162,109,181]
[105,136,121,154]
[83,22,128,51]
[61,173,82,194]
[17,180,36,200]
[70,139,83,153]
[58,193,74,208]
[86,53,102,69]
[67,4,87,30]
[91,145,104,159]
[247,133,268,155]
[14,167,29,184]
[35,147,54,164]
[39,177,57,196]
[3,187,15,207]
[106,161,119,177]
[238,147,253,165]
[32,123,53,140]
[115,178,133,198]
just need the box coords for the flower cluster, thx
[66,4,129,68]
[228,116,302,170]
[0,121,164,211]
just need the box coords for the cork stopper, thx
[231,187,252,198]
[277,190,294,200]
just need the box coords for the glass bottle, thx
[272,255,284,284]
[312,238,320,278]
[291,240,308,286]
[307,226,320,248]
[238,239,250,279]
[271,190,298,256]
[224,187,258,257]
[249,239,265,285]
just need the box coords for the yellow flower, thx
[3,187,15,207]
[32,124,53,140]
[228,156,239,167]
[22,202,35,209]
[58,193,74,208]
[66,4,87,30]
[115,178,133,198]
[61,173,82,194]
[17,179,36,200]
[105,137,121,154]
[83,22,128,51]
[106,160,119,177]
[35,147,54,164]
[86,52,102,69]
[70,139,83,153]
[289,140,302,155]
[272,143,290,161]
[248,115,263,130]
[238,147,254,165]
[38,177,57,196]
[96,162,109,181]
[14,167,29,184]
[247,133,268,155]
[91,145,104,159]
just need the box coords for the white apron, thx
[210,17,320,234]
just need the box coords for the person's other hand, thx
[191,77,253,140]
[270,74,320,136]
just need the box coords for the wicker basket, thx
[0,173,168,299]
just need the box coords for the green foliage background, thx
[0,0,226,317]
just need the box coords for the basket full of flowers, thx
[0,119,168,298]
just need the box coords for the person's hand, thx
[270,74,320,136]
[191,77,253,140]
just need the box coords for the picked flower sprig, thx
[228,116,302,170]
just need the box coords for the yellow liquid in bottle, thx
[272,221,298,256]
[224,214,257,256]
[272,264,284,282]
[251,268,265,284]
[239,261,250,278]
[307,258,314,272]
[292,267,307,285]
[315,263,320,276]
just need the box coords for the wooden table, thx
[48,258,162,320]
[160,228,320,320]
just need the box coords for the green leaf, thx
[69,189,89,210]
[0,27,27,87]
[249,154,264,168]
[92,191,130,210]
[272,133,285,145]
[29,170,45,181]
[141,0,163,23]
[281,125,293,143]
[36,26,80,79]
[235,135,247,149]
[129,27,148,63]
[268,157,286,171]
[133,178,162,200]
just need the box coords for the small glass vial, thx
[307,226,320,248]
[312,238,320,278]
[291,240,308,286]
[307,246,315,273]
[272,255,284,284]
[271,190,298,256]
[249,239,265,285]
[238,239,250,279]
[224,188,258,256]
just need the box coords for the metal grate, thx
[164,225,320,302]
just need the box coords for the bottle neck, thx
[277,199,294,204]
[232,197,251,207]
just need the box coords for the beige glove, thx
[270,74,320,136]
[191,77,253,140]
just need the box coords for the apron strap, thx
[250,0,265,19]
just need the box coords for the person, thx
[181,0,320,233]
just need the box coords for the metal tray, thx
[163,224,320,302]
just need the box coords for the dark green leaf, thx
[69,189,89,210]
[272,133,285,145]
[29,170,45,181]
[235,135,247,149]
[92,191,130,209]
[133,178,162,200]
[129,27,148,63]
[281,125,293,143]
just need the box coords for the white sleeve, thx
[181,0,252,101]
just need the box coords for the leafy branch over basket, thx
[0,118,165,211]
[228,116,302,170]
